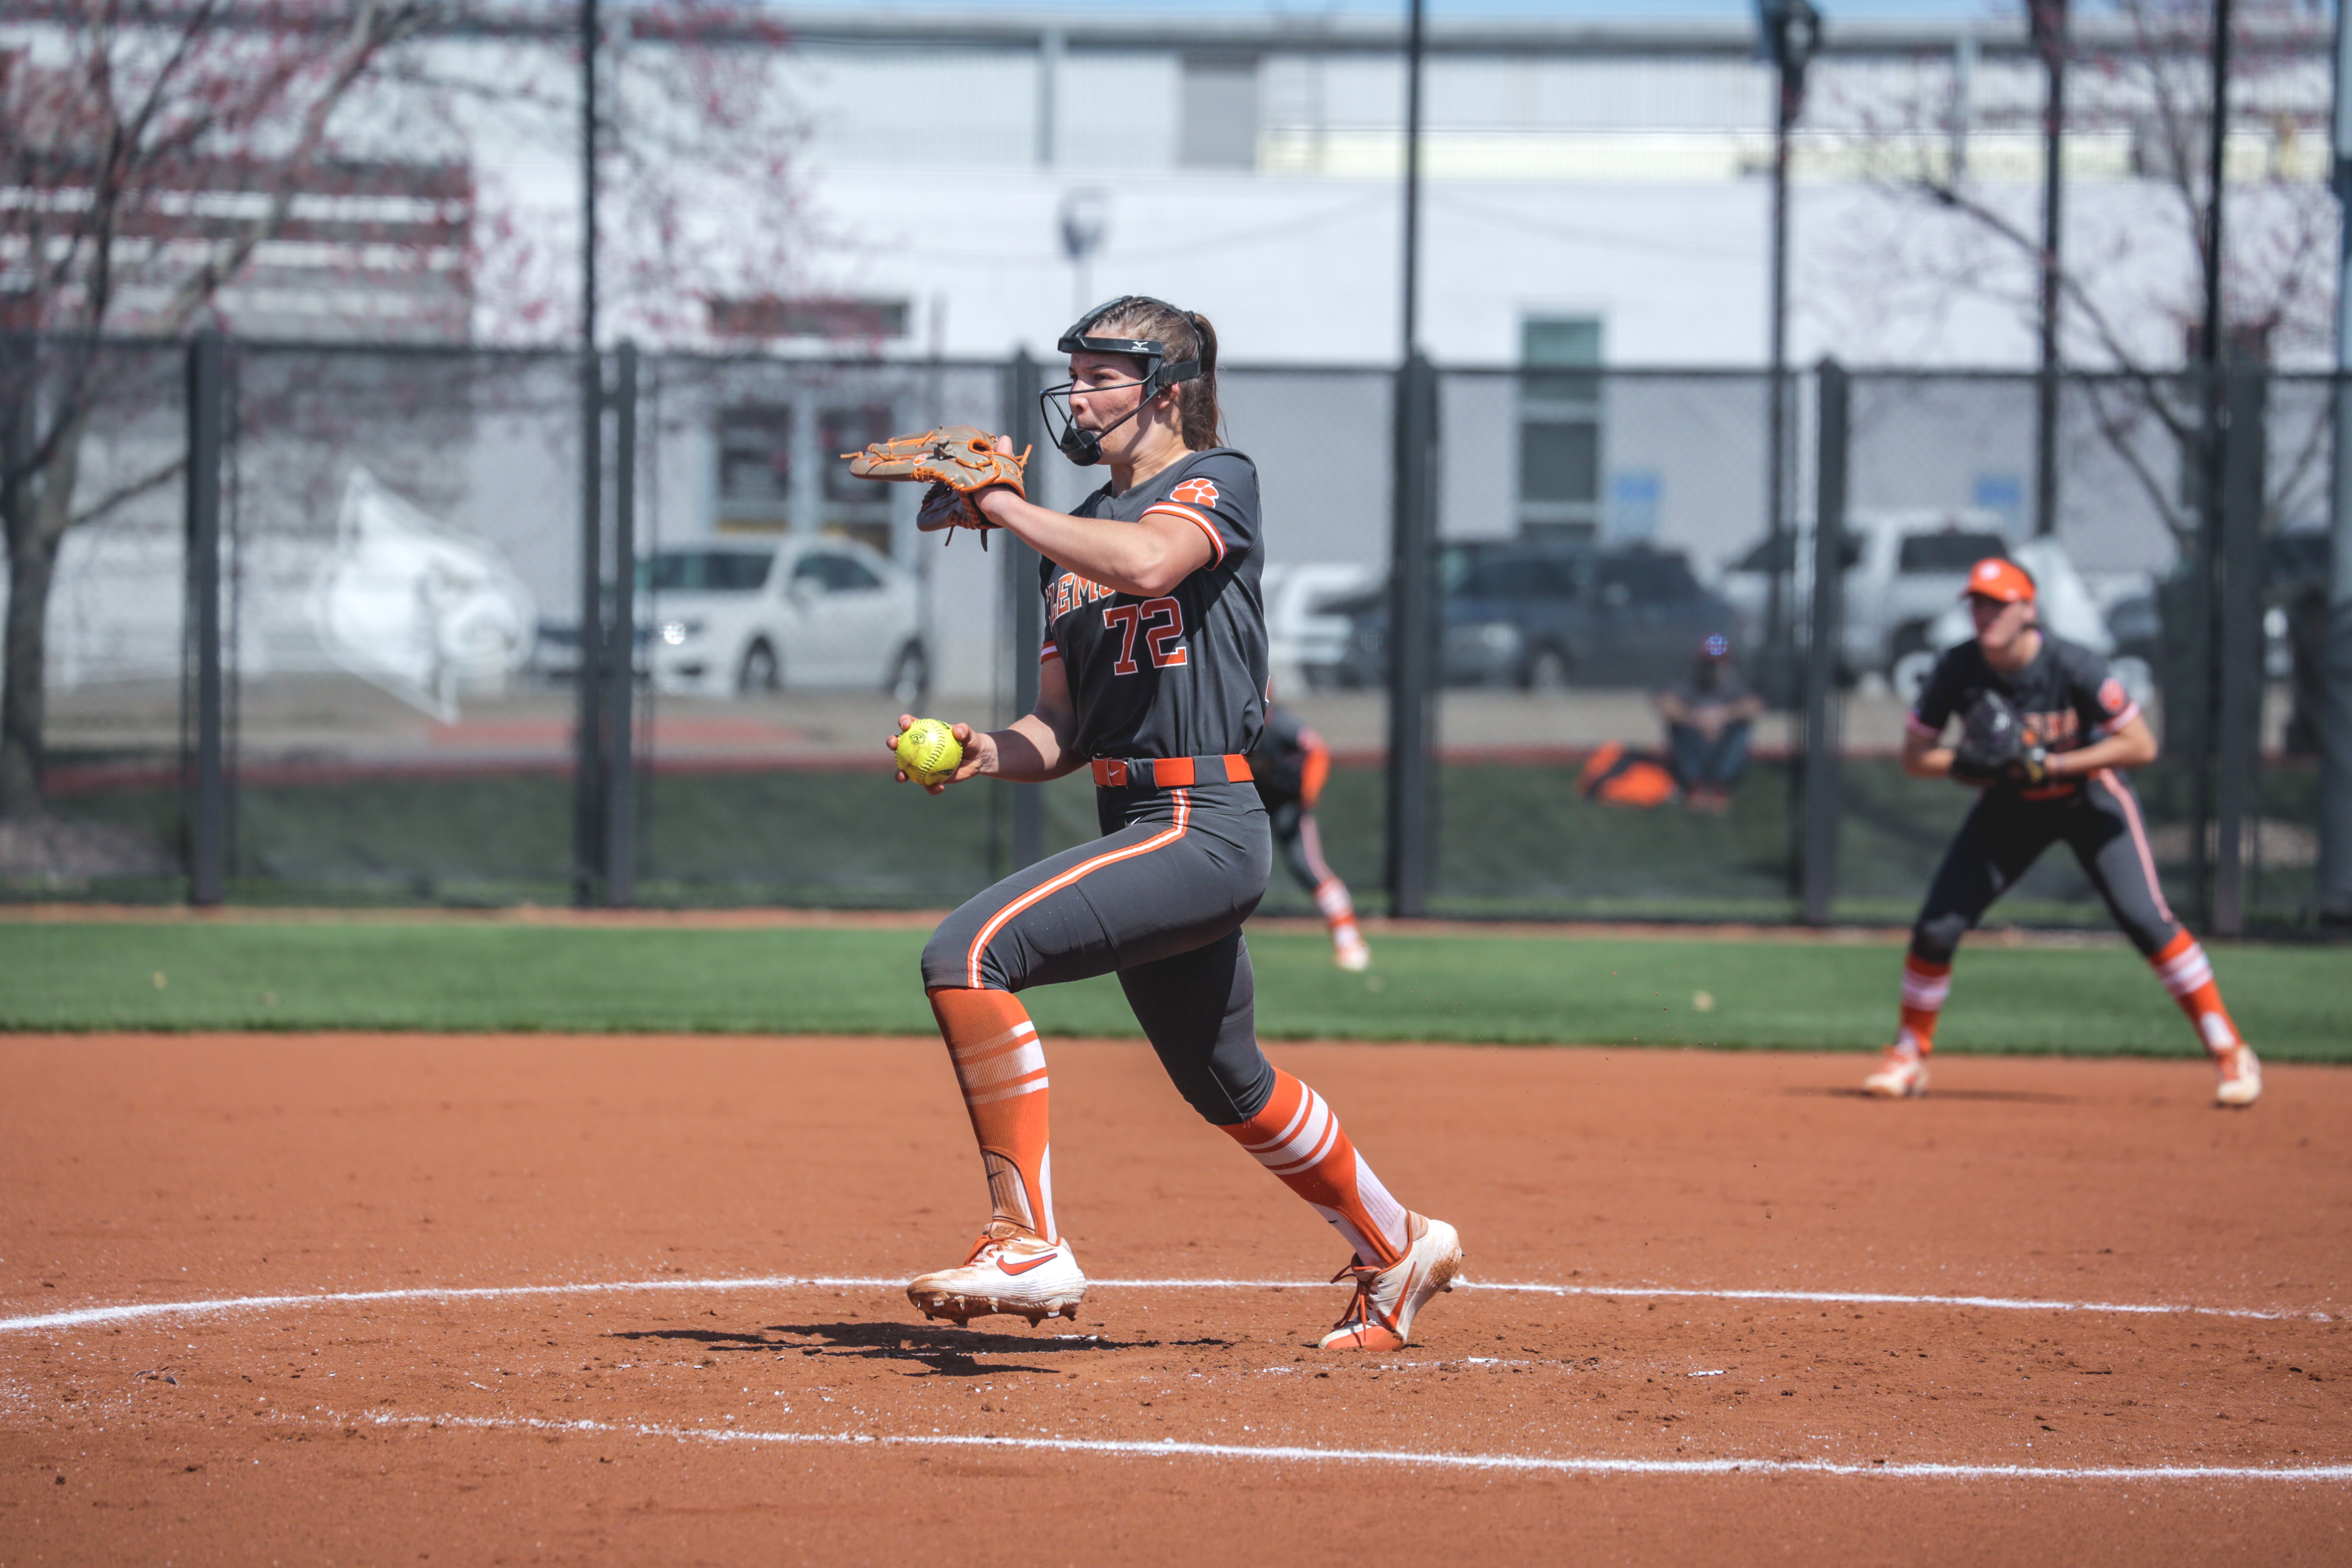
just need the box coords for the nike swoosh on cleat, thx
[997,1251,1060,1276]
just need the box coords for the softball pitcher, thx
[852,296,1463,1348]
[1866,558,2261,1107]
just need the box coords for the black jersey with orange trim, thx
[1038,448,1267,762]
[1909,633,2140,788]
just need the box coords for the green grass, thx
[2,918,2343,1061]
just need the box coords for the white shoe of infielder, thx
[906,1225,1087,1326]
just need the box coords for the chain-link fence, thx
[2,336,2341,934]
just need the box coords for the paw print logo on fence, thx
[1170,478,1220,507]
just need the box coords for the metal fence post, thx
[183,332,227,907]
[2210,367,2267,936]
[1800,358,1848,926]
[1003,351,1044,870]
[1386,352,1439,918]
[603,341,638,907]
[572,350,605,906]
[2324,365,2352,925]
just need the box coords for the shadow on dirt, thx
[603,1320,1236,1378]
[1783,1085,2079,1105]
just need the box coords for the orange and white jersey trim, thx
[1139,501,1227,568]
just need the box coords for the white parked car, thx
[1721,509,2014,682]
[548,538,927,701]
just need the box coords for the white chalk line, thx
[289,1407,2352,1485]
[0,1274,2329,1336]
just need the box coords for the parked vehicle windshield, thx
[641,550,774,592]
[1896,533,2008,574]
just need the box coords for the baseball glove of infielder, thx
[1948,691,2048,787]
[841,425,1029,543]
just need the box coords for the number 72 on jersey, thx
[1101,598,1189,675]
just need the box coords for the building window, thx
[1518,316,1604,538]
[1180,55,1259,169]
[717,404,793,529]
[707,296,910,342]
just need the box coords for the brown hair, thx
[1090,299,1223,451]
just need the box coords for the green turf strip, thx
[1,919,2343,1061]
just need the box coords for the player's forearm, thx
[1902,737,1959,780]
[978,490,1202,597]
[982,710,1081,783]
[2048,732,2156,776]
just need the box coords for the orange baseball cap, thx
[1963,557,2036,603]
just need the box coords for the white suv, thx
[636,537,927,701]
[1720,509,2013,682]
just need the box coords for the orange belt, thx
[1091,753,1254,790]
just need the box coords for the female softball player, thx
[1865,557,2261,1107]
[1252,703,1371,969]
[880,296,1462,1348]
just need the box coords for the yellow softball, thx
[895,718,963,785]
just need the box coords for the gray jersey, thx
[1038,447,1268,760]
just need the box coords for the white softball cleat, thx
[2212,1041,2261,1108]
[1318,1212,1463,1352]
[1864,1046,1929,1099]
[906,1225,1087,1326]
[1333,932,1371,971]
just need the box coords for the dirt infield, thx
[3,1033,2346,1566]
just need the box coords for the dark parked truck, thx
[1325,541,1735,690]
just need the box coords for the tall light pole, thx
[2030,0,2067,538]
[1757,0,1820,705]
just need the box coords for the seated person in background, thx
[1252,703,1371,970]
[1654,633,1763,814]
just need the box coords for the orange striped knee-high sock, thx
[1218,1069,1409,1267]
[2149,932,2243,1056]
[1895,956,1951,1056]
[928,987,1056,1243]
[1314,878,1365,951]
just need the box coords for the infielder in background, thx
[1866,558,2261,1107]
[856,296,1463,1350]
[1252,703,1371,969]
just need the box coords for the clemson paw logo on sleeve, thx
[1170,478,1220,507]
[2098,677,2128,715]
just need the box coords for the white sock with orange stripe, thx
[928,988,1056,1243]
[1218,1069,1410,1267]
[2149,932,2243,1057]
[1892,955,1950,1058]
[1314,878,1365,953]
